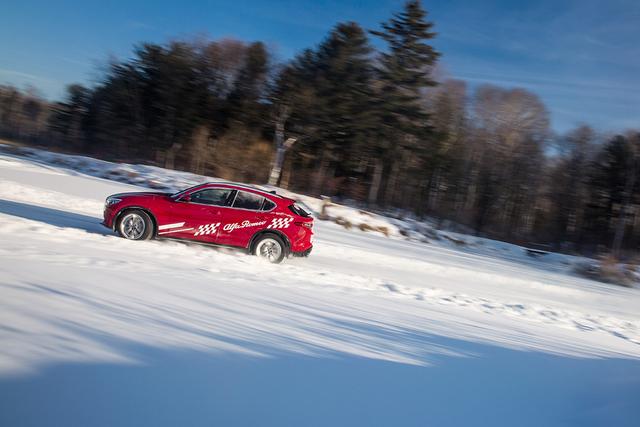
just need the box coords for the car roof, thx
[200,181,284,199]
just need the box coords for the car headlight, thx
[105,197,121,207]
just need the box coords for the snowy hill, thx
[0,147,639,426]
[0,143,595,267]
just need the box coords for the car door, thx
[158,187,234,242]
[215,190,269,248]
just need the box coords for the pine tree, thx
[584,134,640,253]
[273,22,376,196]
[371,0,440,125]
[225,42,269,129]
[369,0,441,205]
[311,22,377,195]
[548,126,595,249]
[48,84,91,149]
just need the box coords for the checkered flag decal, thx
[194,223,220,236]
[268,217,293,229]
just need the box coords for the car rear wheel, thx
[117,210,153,240]
[254,235,286,264]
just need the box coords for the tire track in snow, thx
[373,281,640,346]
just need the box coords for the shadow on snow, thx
[0,199,109,235]
[0,330,639,427]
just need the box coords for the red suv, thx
[102,182,313,263]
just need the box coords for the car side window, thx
[189,188,233,206]
[262,199,276,211]
[232,191,264,210]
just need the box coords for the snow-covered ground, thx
[1,150,639,426]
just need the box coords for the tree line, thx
[0,0,638,256]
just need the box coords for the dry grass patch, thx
[574,255,637,287]
[334,217,352,229]
[444,235,467,246]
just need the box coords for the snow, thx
[1,149,640,426]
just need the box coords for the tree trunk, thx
[312,150,330,196]
[267,105,291,186]
[164,142,182,170]
[190,126,209,175]
[612,158,637,256]
[384,156,400,206]
[280,157,292,190]
[368,157,383,205]
[268,146,286,186]
[427,167,442,211]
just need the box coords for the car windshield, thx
[172,183,231,199]
[171,184,202,199]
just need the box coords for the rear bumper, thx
[291,246,313,257]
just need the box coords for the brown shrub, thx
[334,217,352,229]
[209,128,273,184]
[444,235,467,246]
[574,255,637,287]
[376,226,389,237]
[358,223,373,232]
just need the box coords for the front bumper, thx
[102,205,118,229]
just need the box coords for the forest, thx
[0,0,638,256]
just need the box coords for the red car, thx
[102,182,313,263]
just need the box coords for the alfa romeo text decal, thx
[223,220,267,232]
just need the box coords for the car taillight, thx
[295,221,313,229]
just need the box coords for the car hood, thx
[109,191,171,199]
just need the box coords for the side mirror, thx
[179,194,191,203]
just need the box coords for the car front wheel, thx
[254,234,286,264]
[117,209,154,240]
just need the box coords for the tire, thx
[117,209,154,241]
[253,234,286,264]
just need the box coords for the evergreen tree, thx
[584,134,640,252]
[371,0,440,126]
[48,84,91,149]
[369,0,441,205]
[310,22,377,195]
[225,42,269,130]
[273,22,376,196]
[547,126,595,249]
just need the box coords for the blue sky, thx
[1,0,638,133]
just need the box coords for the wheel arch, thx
[248,229,291,255]
[114,206,158,236]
